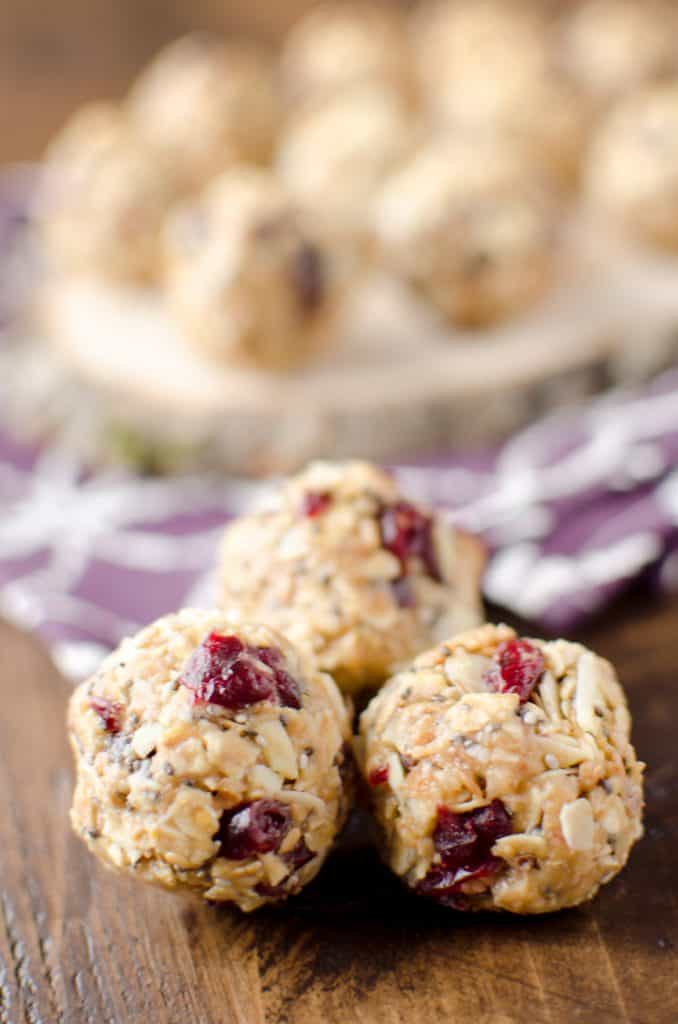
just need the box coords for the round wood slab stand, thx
[10,214,678,474]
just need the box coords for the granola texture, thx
[127,34,279,192]
[164,167,351,370]
[373,135,558,326]
[217,461,485,694]
[358,624,644,914]
[585,82,678,250]
[37,102,179,283]
[68,610,352,911]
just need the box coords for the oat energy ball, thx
[414,0,587,189]
[217,461,485,694]
[585,82,678,250]
[560,0,677,104]
[68,611,352,911]
[37,102,178,282]
[277,83,414,234]
[165,167,350,370]
[359,624,644,914]
[127,34,279,191]
[281,2,412,105]
[373,135,557,327]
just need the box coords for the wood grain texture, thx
[0,593,677,1024]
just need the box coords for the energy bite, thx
[217,461,485,694]
[585,81,678,251]
[36,102,179,282]
[164,166,351,370]
[127,34,279,191]
[358,624,644,914]
[373,134,558,327]
[280,1,412,106]
[68,611,352,911]
[277,82,414,236]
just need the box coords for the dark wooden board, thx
[1,595,677,1024]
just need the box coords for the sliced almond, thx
[248,764,282,794]
[444,651,495,693]
[131,722,162,758]
[261,852,291,886]
[537,670,561,722]
[362,549,401,580]
[560,798,595,851]
[575,652,603,735]
[539,733,586,767]
[204,728,259,776]
[258,718,298,780]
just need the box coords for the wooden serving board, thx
[1,597,676,1024]
[12,212,678,475]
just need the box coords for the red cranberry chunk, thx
[416,859,501,909]
[379,501,441,582]
[216,799,292,860]
[89,696,123,734]
[180,632,301,710]
[251,644,302,709]
[292,243,326,313]
[368,764,390,787]
[418,800,512,905]
[487,639,545,703]
[433,808,478,871]
[301,490,332,517]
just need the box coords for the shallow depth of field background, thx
[0,0,381,164]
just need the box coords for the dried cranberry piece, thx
[367,765,390,787]
[471,800,513,845]
[391,576,415,608]
[433,808,478,871]
[89,696,123,734]
[378,500,441,582]
[486,639,545,703]
[253,644,302,710]
[417,859,500,909]
[417,800,512,906]
[292,243,325,313]
[180,632,301,710]
[301,490,332,517]
[216,800,292,860]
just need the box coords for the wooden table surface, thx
[1,592,676,1024]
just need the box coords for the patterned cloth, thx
[1,171,677,678]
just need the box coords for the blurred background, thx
[1,0,677,667]
[4,1,438,167]
[0,1,329,162]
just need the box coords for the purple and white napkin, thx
[1,369,677,679]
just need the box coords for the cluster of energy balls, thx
[69,461,644,914]
[36,0,678,369]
